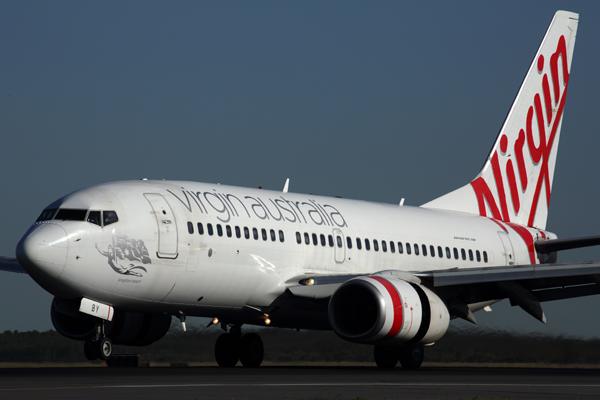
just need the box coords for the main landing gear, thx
[214,325,264,367]
[373,345,424,370]
[83,322,113,361]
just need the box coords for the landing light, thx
[263,313,271,325]
[212,317,219,325]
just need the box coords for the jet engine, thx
[51,297,171,346]
[328,276,449,345]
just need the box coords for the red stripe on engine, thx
[369,276,403,338]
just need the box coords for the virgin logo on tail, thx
[472,36,570,228]
[422,11,578,234]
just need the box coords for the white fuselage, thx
[17,180,554,328]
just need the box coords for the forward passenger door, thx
[144,193,179,259]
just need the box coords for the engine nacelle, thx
[328,276,449,345]
[51,297,172,346]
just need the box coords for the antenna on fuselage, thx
[177,312,187,332]
[283,178,290,193]
[399,198,405,206]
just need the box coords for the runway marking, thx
[3,382,600,391]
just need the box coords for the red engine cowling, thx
[328,276,449,345]
[51,297,171,346]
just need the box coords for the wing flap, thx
[534,283,600,302]
[428,261,600,287]
[426,261,600,324]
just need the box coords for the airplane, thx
[1,10,596,369]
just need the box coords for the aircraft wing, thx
[285,261,600,324]
[0,257,27,274]
[421,261,600,289]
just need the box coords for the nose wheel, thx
[214,326,264,367]
[83,336,113,361]
[83,339,99,361]
[98,337,113,360]
[83,321,113,361]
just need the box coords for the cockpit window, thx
[87,211,102,226]
[36,208,118,227]
[55,209,88,221]
[103,211,119,226]
[36,209,58,222]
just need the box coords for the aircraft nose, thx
[16,223,68,280]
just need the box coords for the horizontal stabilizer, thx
[535,235,600,254]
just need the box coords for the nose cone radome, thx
[16,223,68,280]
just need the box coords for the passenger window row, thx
[187,221,285,243]
[295,232,340,248]
[294,231,488,263]
[187,221,489,264]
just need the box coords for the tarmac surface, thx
[0,365,598,400]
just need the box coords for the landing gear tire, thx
[98,337,113,361]
[398,346,424,370]
[239,333,264,368]
[215,333,239,367]
[373,345,398,369]
[84,339,99,361]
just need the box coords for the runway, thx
[0,365,598,400]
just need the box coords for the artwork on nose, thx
[96,236,151,277]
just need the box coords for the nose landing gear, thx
[84,336,113,360]
[214,325,264,367]
[83,321,113,361]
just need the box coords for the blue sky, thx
[2,1,600,337]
